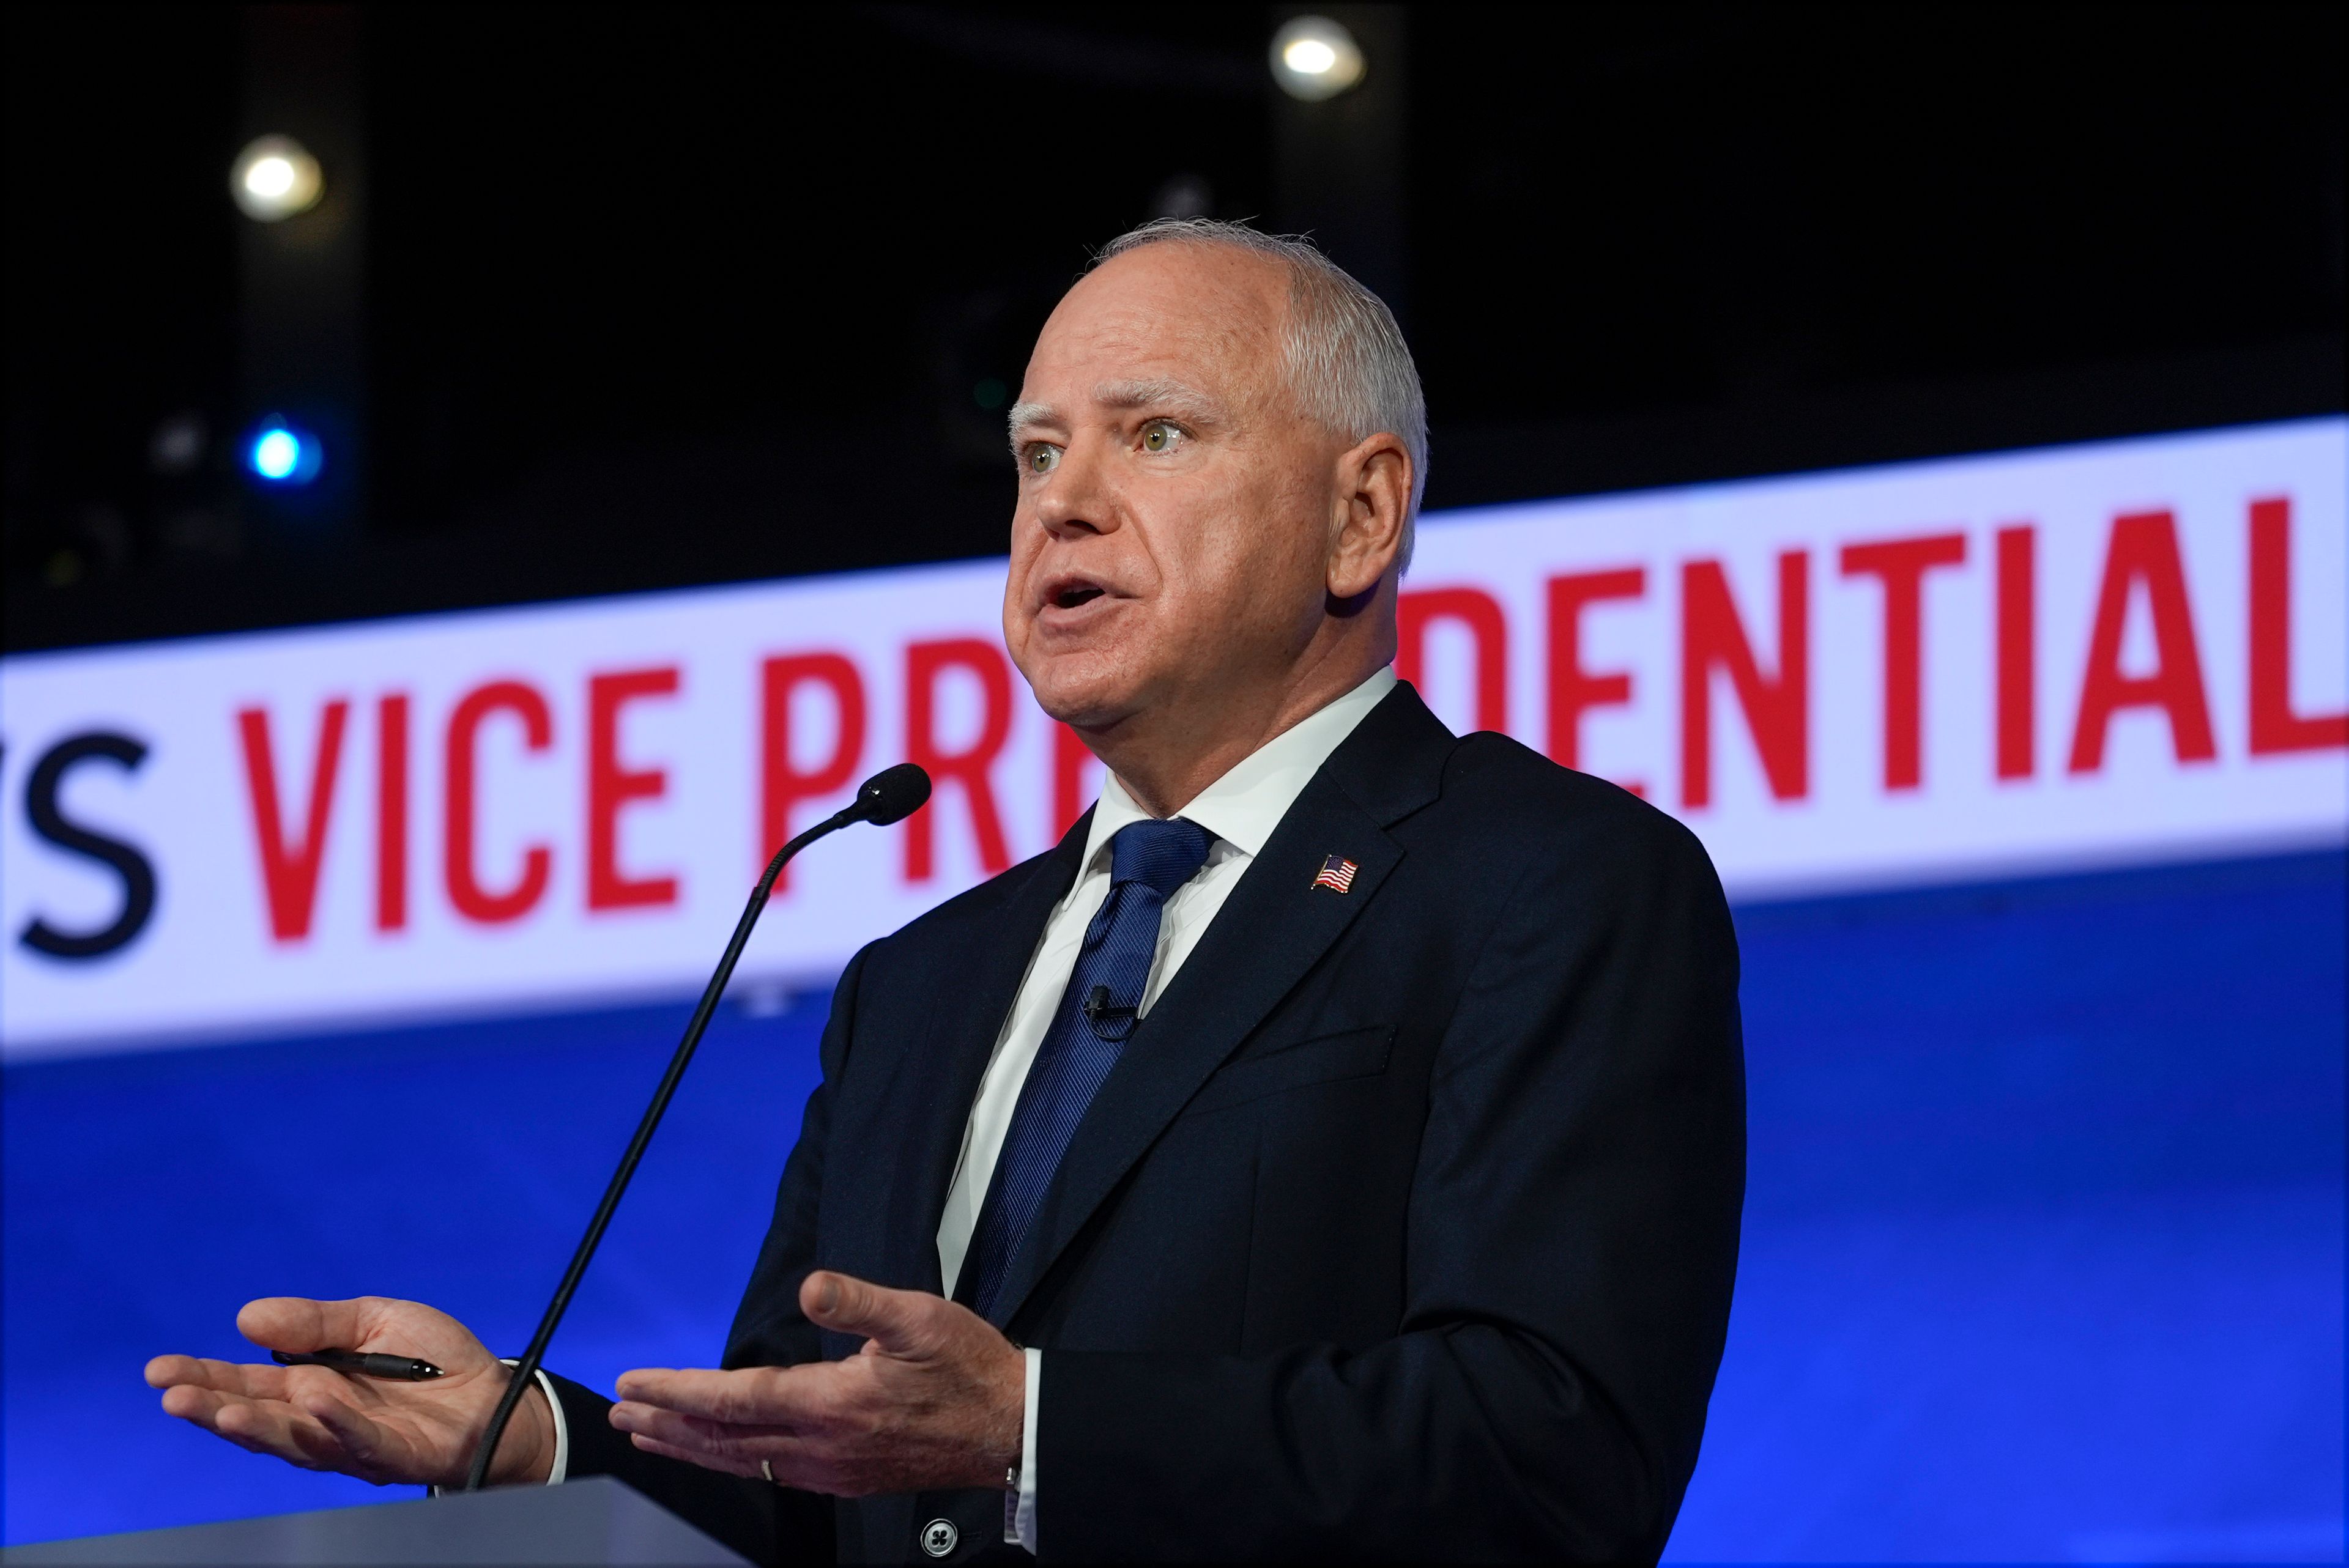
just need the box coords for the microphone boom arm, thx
[462,764,928,1492]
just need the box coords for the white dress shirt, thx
[540,667,1400,1556]
[940,667,1397,1550]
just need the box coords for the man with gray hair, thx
[150,220,1744,1563]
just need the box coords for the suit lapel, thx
[871,817,1089,1295]
[985,685,1454,1328]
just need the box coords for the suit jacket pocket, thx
[1184,1025,1395,1117]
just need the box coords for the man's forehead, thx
[1085,239,1286,314]
[1024,248,1286,412]
[1042,298,1266,368]
[1068,245,1283,342]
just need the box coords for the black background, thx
[5,4,2342,651]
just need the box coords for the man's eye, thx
[1140,421,1182,454]
[1027,445,1060,475]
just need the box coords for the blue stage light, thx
[246,421,322,485]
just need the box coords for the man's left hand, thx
[608,1271,1023,1496]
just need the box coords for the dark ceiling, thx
[5,4,2342,652]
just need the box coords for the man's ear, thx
[1328,432,1412,601]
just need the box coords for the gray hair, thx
[1091,217,1428,572]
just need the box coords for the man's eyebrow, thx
[1091,378,1224,424]
[1006,401,1058,444]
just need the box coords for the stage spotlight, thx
[246,420,323,486]
[230,135,324,221]
[1270,16,1365,102]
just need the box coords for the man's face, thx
[1003,243,1348,733]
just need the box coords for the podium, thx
[0,1476,751,1566]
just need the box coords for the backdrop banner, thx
[4,418,2342,1056]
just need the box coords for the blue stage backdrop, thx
[4,848,2340,1559]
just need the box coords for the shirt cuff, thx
[1004,1347,1040,1550]
[536,1366,570,1484]
[429,1363,567,1493]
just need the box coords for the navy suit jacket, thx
[553,682,1745,1563]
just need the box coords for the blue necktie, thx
[959,817,1214,1320]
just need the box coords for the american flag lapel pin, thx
[1310,854,1359,894]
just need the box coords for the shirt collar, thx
[1081,667,1397,870]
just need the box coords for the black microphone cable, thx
[462,763,930,1492]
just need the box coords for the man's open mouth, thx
[1042,574,1109,612]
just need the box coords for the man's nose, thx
[1031,437,1118,541]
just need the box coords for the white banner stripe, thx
[3,419,2342,1056]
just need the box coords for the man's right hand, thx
[146,1296,556,1489]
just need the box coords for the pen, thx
[272,1348,444,1380]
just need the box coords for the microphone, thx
[845,761,932,828]
[462,763,931,1491]
[1079,983,1138,1040]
